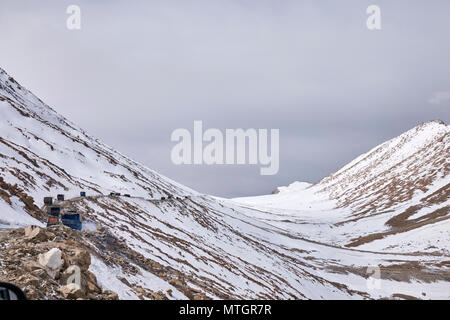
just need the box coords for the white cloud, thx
[429,91,450,107]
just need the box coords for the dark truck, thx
[46,206,60,227]
[43,197,53,206]
[61,211,82,231]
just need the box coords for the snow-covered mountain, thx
[272,181,313,194]
[0,67,193,226]
[1,67,449,299]
[234,120,449,253]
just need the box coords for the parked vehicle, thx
[46,215,60,227]
[80,191,86,197]
[46,206,61,216]
[43,197,53,205]
[46,206,60,227]
[57,194,65,201]
[61,213,82,231]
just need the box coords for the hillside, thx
[0,67,449,299]
[233,121,449,253]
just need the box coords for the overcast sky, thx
[0,1,449,197]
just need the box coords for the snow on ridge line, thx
[273,181,313,194]
[323,120,448,181]
[0,66,196,198]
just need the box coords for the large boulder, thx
[38,248,63,271]
[24,226,50,242]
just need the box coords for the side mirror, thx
[0,282,27,300]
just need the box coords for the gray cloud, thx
[1,0,449,197]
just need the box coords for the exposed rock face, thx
[0,226,118,300]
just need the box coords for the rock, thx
[85,271,101,293]
[102,290,119,300]
[24,225,36,237]
[31,268,47,279]
[86,293,99,300]
[168,278,184,287]
[1,226,119,301]
[18,274,41,286]
[24,226,49,242]
[64,248,91,271]
[87,281,100,293]
[59,283,84,299]
[193,292,208,300]
[109,292,119,300]
[38,248,63,271]
[23,260,44,272]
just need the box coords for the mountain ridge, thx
[1,67,449,299]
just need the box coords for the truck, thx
[61,210,82,231]
[43,197,53,206]
[46,206,60,227]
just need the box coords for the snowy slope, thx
[0,66,449,299]
[272,181,313,194]
[234,121,449,254]
[0,67,194,223]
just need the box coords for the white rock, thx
[38,248,63,271]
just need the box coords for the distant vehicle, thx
[109,192,121,197]
[46,214,60,227]
[43,197,53,205]
[124,194,131,198]
[168,195,173,199]
[161,197,166,200]
[61,213,82,231]
[46,206,61,216]
[46,206,60,227]
[57,194,65,201]
[80,191,86,197]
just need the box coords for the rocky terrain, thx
[0,66,449,299]
[0,225,117,299]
